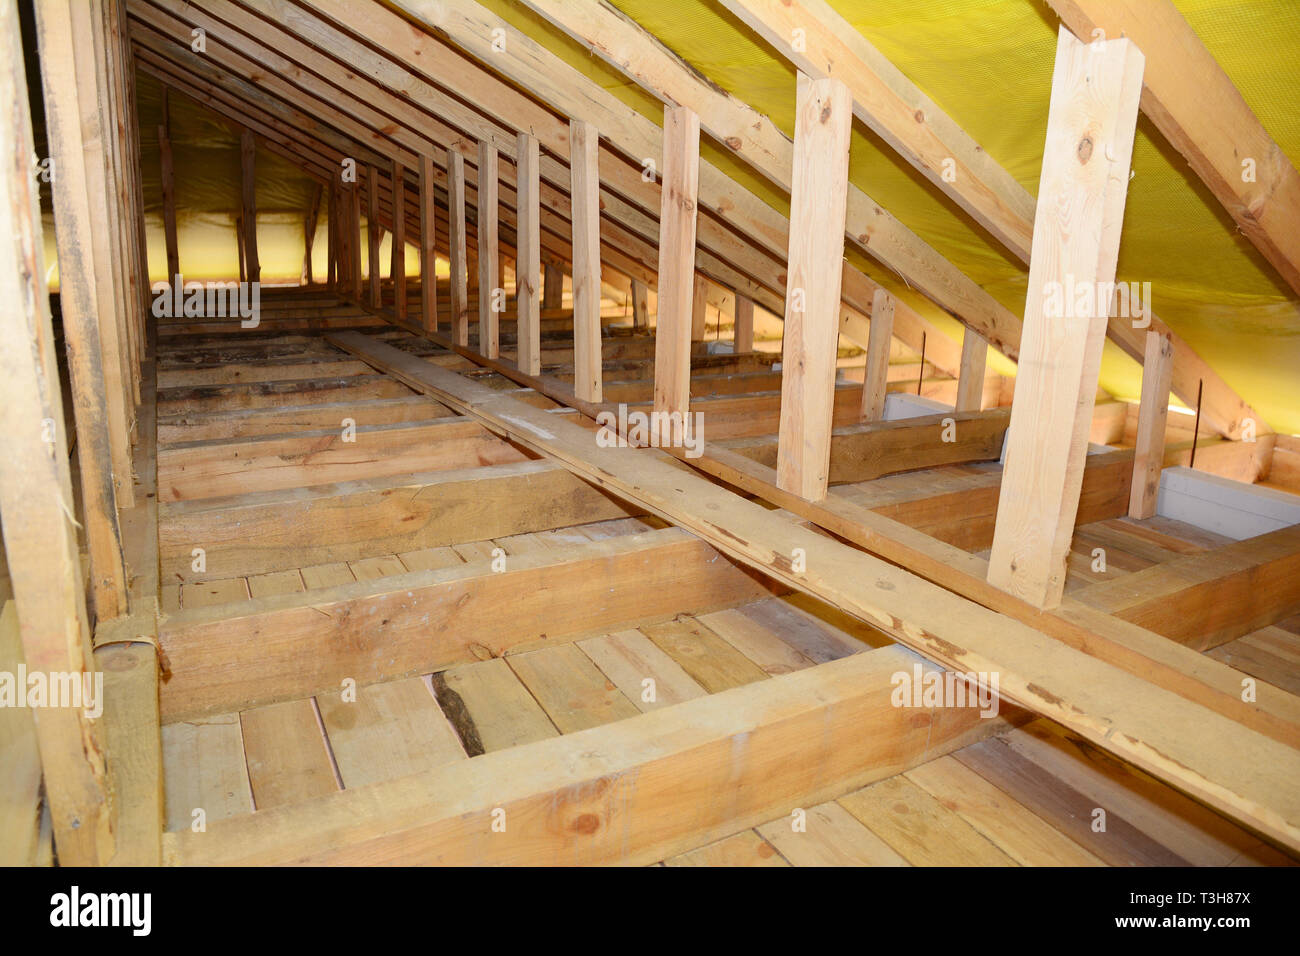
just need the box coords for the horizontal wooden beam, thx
[1077,525,1300,651]
[159,459,640,582]
[163,643,1017,864]
[159,527,776,719]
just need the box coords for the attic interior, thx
[2,0,1299,872]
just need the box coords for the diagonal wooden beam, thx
[1049,0,1300,299]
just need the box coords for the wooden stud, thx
[653,106,701,423]
[390,160,406,321]
[987,29,1145,610]
[1128,330,1175,519]
[302,180,322,285]
[956,327,988,412]
[691,273,709,342]
[349,177,362,301]
[157,118,179,288]
[515,132,542,375]
[476,141,499,357]
[734,294,754,352]
[570,119,602,402]
[859,289,894,423]
[367,165,381,306]
[447,149,470,346]
[240,128,260,284]
[419,153,439,334]
[776,74,854,501]
[0,2,111,861]
[543,263,563,310]
[631,280,649,330]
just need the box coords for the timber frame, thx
[3,0,1299,869]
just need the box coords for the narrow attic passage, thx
[2,0,1300,874]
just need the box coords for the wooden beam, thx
[1078,525,1300,651]
[158,527,776,720]
[543,262,562,309]
[734,294,754,352]
[302,180,322,285]
[956,327,987,413]
[776,74,853,502]
[157,118,179,286]
[631,279,649,330]
[390,160,406,321]
[240,127,260,283]
[159,460,638,582]
[1129,331,1175,519]
[327,330,1300,850]
[859,289,894,422]
[691,273,708,342]
[419,153,439,334]
[653,105,701,423]
[476,141,499,358]
[987,30,1144,610]
[570,119,602,402]
[1049,0,1300,297]
[448,150,470,346]
[367,164,381,307]
[0,0,111,862]
[349,176,363,301]
[515,132,542,376]
[164,643,1012,865]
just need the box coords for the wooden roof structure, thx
[2,0,1299,868]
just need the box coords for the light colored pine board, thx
[317,677,466,789]
[905,755,1104,866]
[161,714,253,832]
[0,601,43,865]
[739,597,868,663]
[756,801,910,867]
[838,775,1017,867]
[576,629,706,712]
[239,699,339,811]
[182,577,249,609]
[508,644,641,734]
[300,562,356,589]
[398,547,464,572]
[641,618,769,693]
[349,555,408,581]
[247,569,305,599]
[451,540,498,563]
[437,658,558,753]
[664,829,788,867]
[696,606,816,676]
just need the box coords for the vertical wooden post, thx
[419,153,439,334]
[157,104,178,290]
[349,179,363,302]
[734,294,754,353]
[476,141,500,357]
[240,128,259,284]
[691,274,709,342]
[1129,330,1175,519]
[367,165,381,306]
[653,106,701,422]
[988,29,1145,610]
[570,119,602,402]
[631,279,649,331]
[955,327,988,412]
[324,185,335,289]
[1,1,111,862]
[859,289,894,422]
[391,160,406,321]
[33,0,131,617]
[302,180,322,285]
[775,74,853,501]
[516,132,542,376]
[448,150,470,346]
[543,263,563,310]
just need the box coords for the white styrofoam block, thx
[1156,466,1300,540]
[705,340,734,355]
[883,392,952,421]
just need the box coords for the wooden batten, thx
[987,30,1145,610]
[515,132,542,376]
[569,119,602,402]
[956,327,988,413]
[859,288,895,423]
[1128,330,1175,518]
[448,150,470,345]
[390,160,406,321]
[419,153,439,334]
